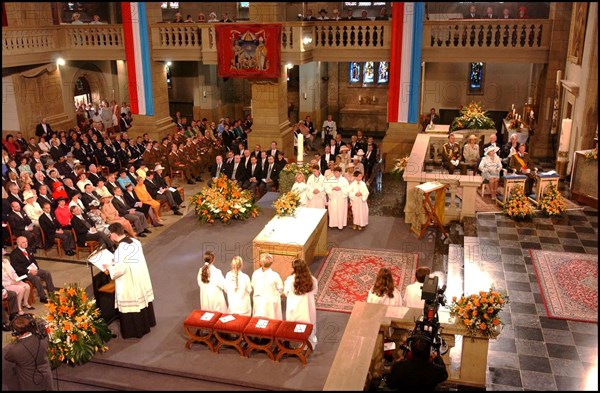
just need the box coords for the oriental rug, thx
[530,250,598,323]
[315,247,418,313]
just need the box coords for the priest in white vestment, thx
[106,222,156,339]
[324,167,349,229]
[348,171,369,230]
[197,251,228,313]
[290,173,308,206]
[283,259,318,350]
[306,166,326,209]
[251,253,284,320]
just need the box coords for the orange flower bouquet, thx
[191,175,259,224]
[273,191,300,216]
[45,283,111,366]
[449,288,509,337]
[539,183,566,217]
[503,184,535,220]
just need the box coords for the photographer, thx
[385,334,448,391]
[4,314,53,391]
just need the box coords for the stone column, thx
[127,2,175,141]
[247,3,293,155]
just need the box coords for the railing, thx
[2,27,57,54]
[61,25,124,49]
[313,20,390,49]
[423,19,552,49]
[153,24,202,49]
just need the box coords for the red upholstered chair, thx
[274,321,314,365]
[183,310,222,352]
[212,314,252,357]
[242,317,282,361]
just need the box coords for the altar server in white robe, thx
[224,256,252,315]
[349,171,369,231]
[197,251,228,313]
[324,166,350,229]
[105,222,156,339]
[284,259,318,350]
[367,267,403,307]
[251,253,284,320]
[290,172,308,206]
[403,266,430,309]
[306,165,326,209]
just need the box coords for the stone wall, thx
[4,2,53,28]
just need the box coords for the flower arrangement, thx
[584,147,598,161]
[503,184,535,220]
[539,183,566,217]
[279,163,314,193]
[273,191,300,217]
[449,288,509,337]
[45,283,112,367]
[450,102,496,131]
[509,118,523,129]
[191,175,259,224]
[391,156,410,179]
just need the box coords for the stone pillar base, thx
[47,112,74,132]
[248,120,294,157]
[381,122,419,172]
[128,115,175,141]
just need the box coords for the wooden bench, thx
[212,313,252,357]
[242,316,282,361]
[183,309,222,352]
[274,321,314,365]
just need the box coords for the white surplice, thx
[366,287,403,307]
[251,267,283,319]
[224,270,252,315]
[348,179,370,227]
[403,281,425,309]
[284,274,318,349]
[324,175,349,229]
[306,173,326,208]
[197,264,228,313]
[291,181,308,206]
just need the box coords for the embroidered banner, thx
[216,24,282,78]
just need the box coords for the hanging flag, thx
[121,2,154,115]
[387,2,424,124]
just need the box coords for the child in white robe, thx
[324,166,349,229]
[251,253,283,320]
[197,251,228,313]
[290,173,308,206]
[349,171,369,230]
[306,165,326,209]
[283,259,318,350]
[367,267,403,306]
[224,256,252,315]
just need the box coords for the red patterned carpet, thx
[530,250,598,323]
[315,247,418,313]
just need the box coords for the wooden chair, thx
[183,309,222,352]
[170,166,186,186]
[39,225,63,257]
[5,222,18,250]
[71,229,99,260]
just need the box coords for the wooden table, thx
[253,207,328,282]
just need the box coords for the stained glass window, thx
[350,62,361,83]
[377,61,388,83]
[468,62,484,94]
[363,62,375,83]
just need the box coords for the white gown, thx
[197,264,228,313]
[305,173,326,208]
[403,282,425,309]
[348,180,369,226]
[251,267,284,320]
[284,275,318,349]
[366,287,403,307]
[224,270,252,315]
[291,182,308,206]
[324,175,350,229]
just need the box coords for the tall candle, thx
[511,104,514,110]
[556,70,562,86]
[559,118,572,152]
[530,110,534,119]
[297,133,304,162]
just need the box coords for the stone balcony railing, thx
[2,19,553,68]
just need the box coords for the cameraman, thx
[4,314,53,391]
[386,335,448,391]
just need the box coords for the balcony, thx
[2,19,553,68]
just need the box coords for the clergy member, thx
[324,166,350,229]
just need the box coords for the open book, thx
[88,248,114,271]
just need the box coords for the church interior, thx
[2,2,598,391]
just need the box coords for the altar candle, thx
[513,108,516,116]
[556,70,562,86]
[559,118,572,152]
[530,110,534,119]
[359,95,362,102]
[511,104,514,110]
[297,133,304,162]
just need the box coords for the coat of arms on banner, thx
[216,24,282,78]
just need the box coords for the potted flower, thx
[450,102,496,132]
[391,156,409,180]
[539,183,566,217]
[449,288,509,338]
[503,184,535,220]
[273,191,300,217]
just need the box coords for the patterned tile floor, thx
[475,207,598,391]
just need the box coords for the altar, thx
[253,207,328,281]
[502,118,529,145]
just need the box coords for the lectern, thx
[412,182,448,240]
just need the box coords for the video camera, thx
[11,313,48,339]
[405,275,448,357]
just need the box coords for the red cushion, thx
[275,321,313,341]
[243,317,282,338]
[213,314,252,333]
[183,310,222,329]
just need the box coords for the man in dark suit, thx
[363,143,378,180]
[227,155,247,186]
[63,178,82,200]
[6,184,25,209]
[28,152,45,174]
[38,202,76,256]
[87,164,102,186]
[259,155,279,195]
[320,145,335,175]
[104,173,122,195]
[484,6,497,19]
[243,155,262,195]
[36,185,56,211]
[81,184,102,211]
[10,236,55,303]
[153,165,184,206]
[208,155,225,187]
[144,171,183,215]
[464,5,480,19]
[110,186,151,236]
[7,201,41,250]
[35,118,53,139]
[70,205,113,250]
[250,144,262,159]
[266,141,280,161]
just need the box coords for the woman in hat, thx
[54,197,73,229]
[353,150,366,176]
[349,171,369,231]
[479,145,502,199]
[22,190,43,224]
[51,181,69,201]
[334,155,345,174]
[100,195,137,238]
[462,134,480,176]
[344,162,355,183]
[318,8,329,20]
